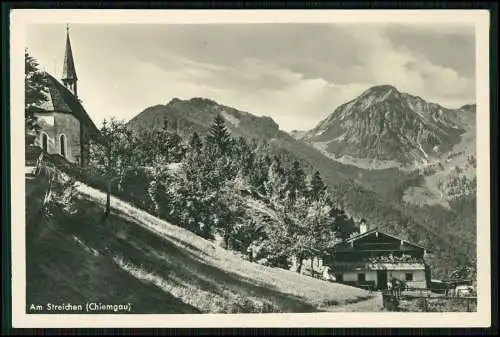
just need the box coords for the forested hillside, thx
[87,116,359,273]
[330,179,476,278]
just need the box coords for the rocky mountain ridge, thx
[301,85,474,167]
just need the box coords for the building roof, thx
[34,72,100,138]
[62,28,77,81]
[330,227,427,251]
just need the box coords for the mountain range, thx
[127,97,364,188]
[127,85,476,205]
[126,85,477,278]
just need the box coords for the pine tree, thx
[206,114,231,156]
[332,208,357,241]
[288,160,307,204]
[189,131,203,154]
[308,170,327,201]
[264,158,288,207]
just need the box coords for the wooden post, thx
[467,298,470,312]
[423,297,428,312]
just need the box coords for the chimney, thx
[359,218,369,234]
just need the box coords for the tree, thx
[249,153,271,195]
[206,114,232,156]
[287,195,313,274]
[308,170,327,201]
[134,121,186,166]
[25,50,48,139]
[189,131,203,155]
[264,158,288,207]
[331,207,357,241]
[214,181,245,249]
[305,191,337,275]
[287,160,307,204]
[89,118,137,218]
[233,136,255,177]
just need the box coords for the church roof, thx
[34,72,100,137]
[62,29,77,81]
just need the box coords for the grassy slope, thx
[26,177,374,314]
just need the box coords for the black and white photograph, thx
[10,9,491,328]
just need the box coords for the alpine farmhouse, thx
[323,220,431,290]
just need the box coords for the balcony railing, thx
[331,254,424,267]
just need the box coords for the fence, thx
[381,288,477,312]
[404,286,476,298]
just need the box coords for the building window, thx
[60,134,67,157]
[358,273,366,282]
[405,272,413,281]
[41,133,48,152]
[335,273,343,282]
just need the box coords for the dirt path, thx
[327,294,384,312]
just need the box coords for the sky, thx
[26,23,476,132]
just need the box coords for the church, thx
[29,26,100,167]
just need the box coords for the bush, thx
[36,162,79,219]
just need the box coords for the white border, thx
[10,9,491,328]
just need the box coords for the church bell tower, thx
[61,24,78,98]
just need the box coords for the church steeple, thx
[61,24,78,98]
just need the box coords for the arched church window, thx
[41,133,48,152]
[60,134,67,158]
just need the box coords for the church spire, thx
[61,24,78,98]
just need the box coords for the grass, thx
[26,175,374,314]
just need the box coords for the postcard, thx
[10,8,491,328]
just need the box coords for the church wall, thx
[34,112,58,154]
[34,111,82,165]
[54,112,82,164]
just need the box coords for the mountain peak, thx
[167,97,182,105]
[166,97,218,106]
[188,97,217,105]
[364,84,399,94]
[127,97,283,141]
[305,85,467,165]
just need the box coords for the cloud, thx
[26,23,476,131]
[383,23,476,78]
